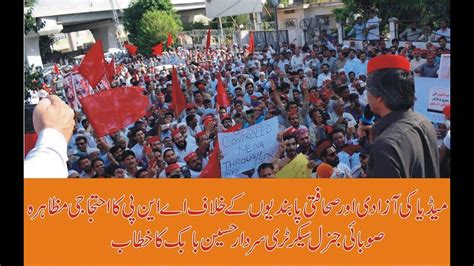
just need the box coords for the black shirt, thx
[368,109,440,177]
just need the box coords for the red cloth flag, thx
[248,31,255,54]
[198,139,222,178]
[53,64,60,74]
[106,58,115,83]
[79,86,149,137]
[78,40,107,88]
[205,28,211,52]
[225,123,242,133]
[152,43,163,56]
[171,66,187,118]
[216,74,230,108]
[124,43,138,56]
[308,91,322,105]
[167,32,173,47]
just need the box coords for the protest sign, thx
[439,54,450,79]
[414,77,450,123]
[274,153,312,178]
[218,117,279,177]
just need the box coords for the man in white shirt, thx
[344,49,362,77]
[347,16,366,41]
[410,49,427,76]
[171,131,198,163]
[317,63,332,87]
[435,20,450,42]
[317,140,352,178]
[291,48,305,71]
[366,14,381,42]
[130,128,147,165]
[25,95,75,178]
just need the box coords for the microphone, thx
[361,104,375,126]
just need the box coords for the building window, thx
[285,19,297,29]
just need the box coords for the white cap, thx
[88,148,100,155]
[342,45,349,49]
[68,170,80,177]
[177,122,187,129]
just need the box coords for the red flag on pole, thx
[216,74,231,108]
[167,32,173,47]
[171,66,187,118]
[248,31,255,54]
[152,43,163,56]
[124,43,138,56]
[198,139,222,178]
[78,40,107,88]
[53,64,60,74]
[106,58,115,83]
[205,28,211,52]
[79,86,149,137]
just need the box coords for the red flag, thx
[124,43,138,56]
[24,133,38,156]
[308,92,322,105]
[198,139,221,178]
[216,74,230,108]
[79,86,149,137]
[53,64,60,74]
[167,32,173,47]
[205,28,211,52]
[78,40,106,88]
[225,123,242,132]
[171,66,187,118]
[248,31,255,54]
[152,43,163,56]
[106,58,115,83]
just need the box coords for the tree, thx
[135,10,182,55]
[123,0,180,46]
[333,0,450,37]
[24,0,45,34]
[24,64,44,98]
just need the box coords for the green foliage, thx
[209,15,249,29]
[24,8,45,34]
[39,35,55,60]
[123,0,179,45]
[135,10,182,55]
[24,64,44,96]
[182,21,208,31]
[333,0,450,37]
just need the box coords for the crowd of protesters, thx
[25,18,450,178]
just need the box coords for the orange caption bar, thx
[25,179,449,265]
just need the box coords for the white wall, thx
[25,33,43,68]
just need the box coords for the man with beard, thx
[286,110,308,132]
[296,128,317,160]
[185,113,203,138]
[184,152,204,178]
[171,130,198,163]
[273,132,298,170]
[316,140,352,178]
[177,122,197,147]
[331,128,361,173]
[78,156,96,178]
[158,148,186,178]
[103,145,123,167]
[317,63,332,88]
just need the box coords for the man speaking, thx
[366,54,440,177]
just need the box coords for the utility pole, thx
[272,0,280,54]
[109,0,123,49]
